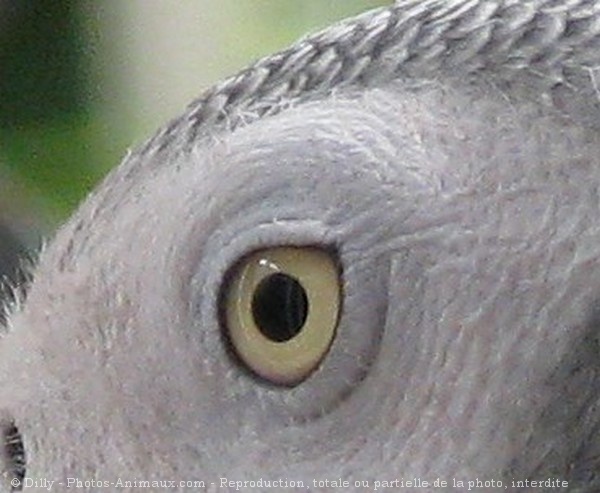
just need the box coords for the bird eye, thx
[222,246,341,386]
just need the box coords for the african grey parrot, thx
[1,0,600,491]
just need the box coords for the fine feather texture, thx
[60,0,600,259]
[138,0,600,157]
[4,1,600,492]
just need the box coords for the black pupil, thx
[252,273,309,342]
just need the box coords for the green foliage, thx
[0,1,390,224]
[0,111,115,220]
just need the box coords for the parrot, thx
[1,0,600,491]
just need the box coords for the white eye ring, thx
[223,246,341,386]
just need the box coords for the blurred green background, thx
[0,0,389,292]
